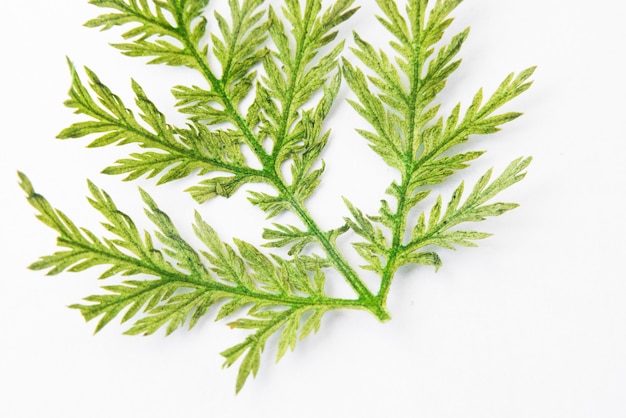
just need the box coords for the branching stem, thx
[176,15,388,320]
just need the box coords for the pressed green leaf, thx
[344,0,533,290]
[22,0,534,394]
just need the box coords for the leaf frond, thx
[86,0,210,68]
[23,0,534,394]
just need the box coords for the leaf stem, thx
[276,182,390,320]
[376,174,410,306]
[375,27,425,306]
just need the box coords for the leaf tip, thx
[17,171,34,196]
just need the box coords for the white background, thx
[2,0,626,417]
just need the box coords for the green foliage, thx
[22,0,534,393]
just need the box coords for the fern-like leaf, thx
[22,0,534,393]
[345,0,533,302]
[86,0,210,68]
